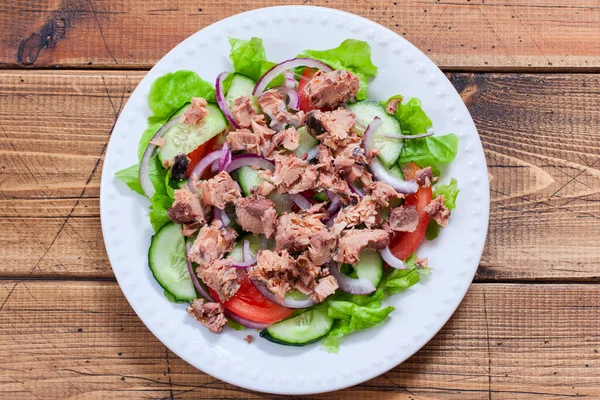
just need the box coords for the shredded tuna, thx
[312,275,339,303]
[167,186,206,225]
[302,70,360,109]
[184,97,209,125]
[424,195,450,227]
[386,97,401,115]
[171,153,190,180]
[273,127,300,151]
[235,194,278,238]
[227,128,262,155]
[306,229,337,266]
[389,205,419,232]
[415,167,434,188]
[369,181,402,207]
[182,221,203,237]
[231,96,257,128]
[200,171,241,210]
[270,152,319,194]
[197,258,240,301]
[150,137,166,147]
[335,229,390,265]
[333,195,381,230]
[187,298,227,333]
[248,250,296,303]
[275,212,328,253]
[244,335,254,343]
[308,109,356,149]
[415,257,429,269]
[254,179,276,197]
[187,220,237,266]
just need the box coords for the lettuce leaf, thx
[115,163,144,196]
[434,178,460,210]
[115,156,168,199]
[385,96,432,135]
[400,134,459,172]
[137,70,216,160]
[149,193,173,232]
[426,219,441,240]
[228,37,276,81]
[381,267,421,296]
[298,39,378,100]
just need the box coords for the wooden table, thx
[1,1,599,398]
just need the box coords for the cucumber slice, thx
[260,308,334,346]
[294,126,318,157]
[148,222,195,302]
[225,74,260,113]
[354,250,384,287]
[237,166,294,215]
[390,164,405,180]
[158,103,228,166]
[228,233,263,262]
[348,100,404,168]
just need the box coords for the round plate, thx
[100,6,489,395]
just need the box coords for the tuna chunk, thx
[311,275,339,303]
[187,298,227,333]
[150,137,166,147]
[270,152,319,194]
[200,171,241,210]
[227,128,262,155]
[254,180,276,197]
[386,97,401,115]
[306,229,337,266]
[248,250,296,303]
[302,70,360,109]
[389,205,419,232]
[333,195,381,230]
[187,220,237,266]
[231,96,257,128]
[424,195,450,227]
[369,181,402,207]
[273,127,300,151]
[167,186,206,225]
[184,97,209,126]
[275,212,328,253]
[235,194,278,238]
[335,229,390,265]
[197,258,240,302]
[415,166,434,187]
[257,89,304,128]
[308,109,356,149]
[171,153,190,180]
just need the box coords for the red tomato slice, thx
[209,274,294,324]
[185,136,218,178]
[298,67,318,113]
[389,163,432,260]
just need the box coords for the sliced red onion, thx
[211,160,219,173]
[251,280,316,309]
[273,86,300,111]
[224,309,272,330]
[283,70,296,89]
[185,242,216,302]
[363,117,419,194]
[383,131,434,140]
[187,150,222,193]
[380,246,406,269]
[140,116,183,198]
[348,180,365,198]
[325,210,338,228]
[290,193,311,210]
[329,262,376,295]
[225,154,275,173]
[213,208,231,227]
[215,72,239,128]
[326,191,340,215]
[253,58,333,96]
[243,240,251,262]
[219,142,232,171]
[306,146,319,161]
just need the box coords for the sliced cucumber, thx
[228,233,263,262]
[158,103,228,166]
[354,250,384,287]
[237,166,294,215]
[148,222,195,302]
[294,126,319,157]
[390,164,405,180]
[225,74,260,113]
[348,100,404,168]
[260,308,334,346]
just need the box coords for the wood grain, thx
[1,71,599,280]
[1,0,599,70]
[0,281,597,399]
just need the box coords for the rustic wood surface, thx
[1,0,600,398]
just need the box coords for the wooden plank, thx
[0,281,598,399]
[1,0,599,70]
[1,71,599,280]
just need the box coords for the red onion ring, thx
[219,141,232,171]
[326,191,340,215]
[232,240,257,268]
[253,58,333,96]
[380,246,406,269]
[328,262,376,295]
[251,280,317,309]
[211,160,219,173]
[213,208,231,227]
[283,70,296,89]
[224,309,272,330]
[273,86,300,111]
[290,193,311,210]
[225,154,275,173]
[139,116,183,198]
[347,180,365,198]
[187,150,222,193]
[362,116,383,157]
[215,72,240,128]
[185,242,216,302]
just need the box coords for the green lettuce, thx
[149,193,173,232]
[381,264,421,296]
[115,156,167,198]
[385,96,432,135]
[228,37,276,81]
[138,70,216,160]
[298,39,378,100]
[434,178,460,210]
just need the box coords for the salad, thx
[116,37,459,352]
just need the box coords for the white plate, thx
[100,6,489,395]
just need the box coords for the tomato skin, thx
[185,136,218,178]
[209,274,294,324]
[298,68,318,113]
[389,163,432,260]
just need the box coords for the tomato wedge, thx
[209,274,294,324]
[298,67,317,113]
[185,136,218,178]
[389,163,432,260]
